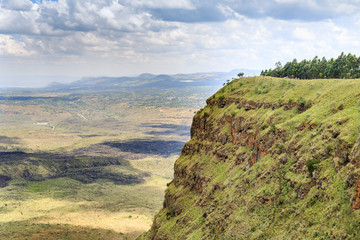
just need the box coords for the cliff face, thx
[142,77,360,239]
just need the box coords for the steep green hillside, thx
[141,77,360,239]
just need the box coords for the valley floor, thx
[0,88,208,239]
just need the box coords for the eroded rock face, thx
[350,133,360,210]
[352,179,360,210]
[350,132,360,168]
[142,78,360,240]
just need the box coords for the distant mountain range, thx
[44,69,260,92]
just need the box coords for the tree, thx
[259,53,360,79]
[237,72,244,78]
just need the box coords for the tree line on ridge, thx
[260,52,360,79]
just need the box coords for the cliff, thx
[141,77,360,239]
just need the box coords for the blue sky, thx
[0,0,360,87]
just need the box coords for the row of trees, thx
[260,53,360,79]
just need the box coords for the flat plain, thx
[0,85,217,239]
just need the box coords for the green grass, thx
[142,77,360,240]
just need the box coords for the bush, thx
[196,108,204,114]
[297,97,306,109]
[309,197,317,206]
[261,124,269,130]
[296,97,311,112]
[270,124,277,134]
[306,159,320,175]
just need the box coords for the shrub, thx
[296,97,312,112]
[270,124,277,134]
[297,97,306,109]
[261,124,269,130]
[196,108,203,114]
[306,159,320,175]
[166,207,175,219]
[309,197,317,206]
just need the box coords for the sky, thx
[0,0,360,87]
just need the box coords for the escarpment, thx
[141,77,360,240]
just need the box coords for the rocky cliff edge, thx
[141,77,360,239]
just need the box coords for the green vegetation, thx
[261,52,360,79]
[0,221,125,240]
[306,159,320,176]
[0,86,211,239]
[142,76,360,239]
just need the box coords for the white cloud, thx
[0,34,34,56]
[292,27,316,41]
[0,0,360,83]
[1,0,33,11]
[127,0,195,10]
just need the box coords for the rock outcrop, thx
[140,77,360,239]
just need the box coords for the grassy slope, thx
[142,77,360,239]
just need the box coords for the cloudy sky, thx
[0,0,360,87]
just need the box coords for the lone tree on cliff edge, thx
[237,72,244,78]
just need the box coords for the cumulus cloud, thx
[292,27,315,41]
[1,0,33,11]
[127,0,195,10]
[222,0,360,21]
[0,0,359,81]
[0,34,34,56]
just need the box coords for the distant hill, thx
[43,69,260,92]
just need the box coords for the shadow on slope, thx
[143,124,190,137]
[102,139,185,157]
[0,151,146,187]
[0,136,20,144]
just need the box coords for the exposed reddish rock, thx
[263,103,272,109]
[215,148,229,161]
[283,102,297,111]
[248,154,257,167]
[244,101,257,111]
[353,179,360,210]
[207,96,312,113]
[297,122,310,131]
[350,134,360,167]
[235,153,245,165]
[225,115,233,124]
[335,140,351,165]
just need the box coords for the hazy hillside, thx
[142,77,360,239]
[43,69,259,92]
